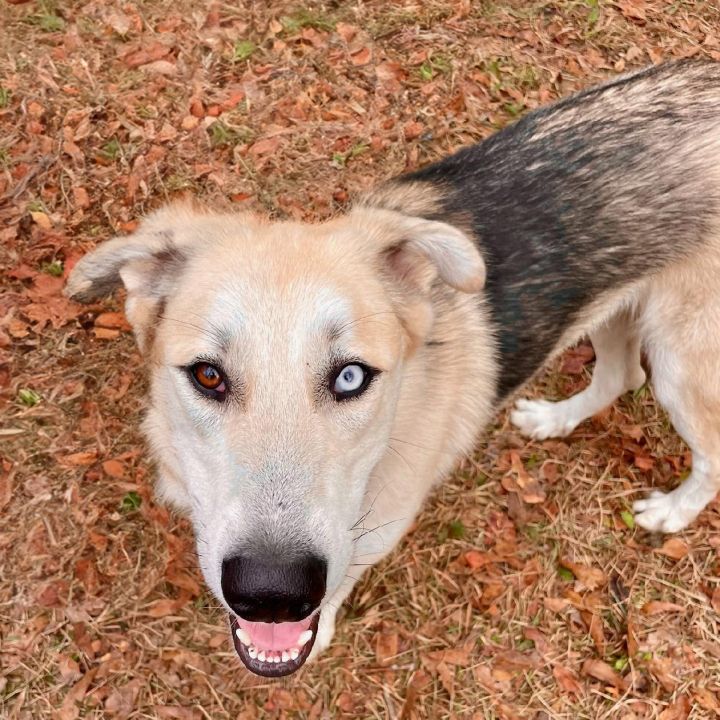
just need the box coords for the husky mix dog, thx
[66,61,720,677]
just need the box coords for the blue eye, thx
[330,363,376,400]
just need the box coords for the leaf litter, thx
[2,0,720,718]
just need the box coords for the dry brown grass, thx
[2,1,720,718]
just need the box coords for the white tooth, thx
[235,628,252,646]
[273,655,280,663]
[248,646,257,659]
[281,651,289,662]
[257,650,266,662]
[298,630,313,647]
[290,648,299,660]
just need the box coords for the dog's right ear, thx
[65,206,191,352]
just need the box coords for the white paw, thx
[307,608,336,662]
[510,398,579,440]
[633,490,698,533]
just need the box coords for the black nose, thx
[221,553,327,623]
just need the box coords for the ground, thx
[2,1,720,718]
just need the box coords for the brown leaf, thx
[122,42,172,68]
[30,211,52,229]
[493,650,541,671]
[72,187,90,209]
[648,657,678,692]
[58,655,82,684]
[57,668,98,720]
[618,0,647,21]
[102,459,125,479]
[641,601,685,616]
[553,665,582,695]
[0,461,13,511]
[560,344,594,374]
[93,328,120,340]
[711,586,720,613]
[694,688,720,713]
[544,596,570,613]
[249,137,281,157]
[335,22,357,42]
[627,616,640,657]
[633,453,655,470]
[404,121,423,140]
[560,558,607,590]
[588,613,606,656]
[658,696,691,720]
[60,451,98,467]
[375,631,399,666]
[145,595,189,618]
[164,568,202,597]
[94,312,132,331]
[350,47,372,66]
[463,550,493,570]
[581,659,627,690]
[656,538,689,560]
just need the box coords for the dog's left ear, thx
[354,208,485,295]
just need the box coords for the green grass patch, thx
[18,389,41,407]
[100,138,122,161]
[120,491,142,512]
[233,40,256,61]
[41,259,63,277]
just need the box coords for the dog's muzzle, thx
[221,553,327,677]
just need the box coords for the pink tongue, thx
[237,615,314,652]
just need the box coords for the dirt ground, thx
[2,1,720,718]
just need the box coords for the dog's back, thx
[368,60,720,397]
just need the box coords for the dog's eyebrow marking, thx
[157,312,233,354]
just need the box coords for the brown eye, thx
[188,362,227,399]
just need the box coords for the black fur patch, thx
[377,60,720,400]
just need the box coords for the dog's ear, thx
[65,205,193,352]
[381,212,485,295]
[351,207,485,295]
[350,207,485,349]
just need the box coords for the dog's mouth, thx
[229,612,320,678]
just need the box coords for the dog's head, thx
[66,201,485,676]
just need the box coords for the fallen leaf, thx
[553,665,582,694]
[560,558,607,590]
[102,459,125,479]
[658,696,690,720]
[58,655,82,684]
[60,451,98,467]
[711,586,720,613]
[641,601,685,616]
[350,47,372,66]
[375,631,399,666]
[582,659,627,690]
[94,312,132,331]
[30,211,52,229]
[648,657,678,692]
[656,538,689,560]
[249,137,281,156]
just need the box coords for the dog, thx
[66,59,720,678]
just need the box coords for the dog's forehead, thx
[160,218,401,365]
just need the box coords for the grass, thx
[2,0,720,717]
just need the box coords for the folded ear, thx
[65,205,193,352]
[349,206,485,350]
[352,207,486,295]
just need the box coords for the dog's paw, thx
[633,490,697,533]
[510,398,579,440]
[307,609,336,662]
